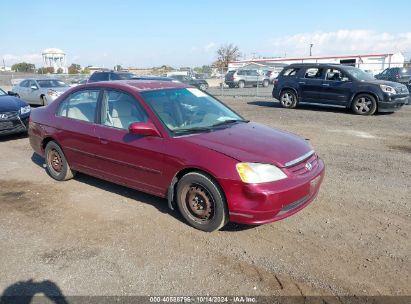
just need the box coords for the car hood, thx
[181,122,313,167]
[42,87,70,93]
[365,79,407,89]
[0,96,28,112]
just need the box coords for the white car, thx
[12,78,70,106]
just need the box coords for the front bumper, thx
[0,112,29,136]
[220,155,325,225]
[378,91,409,112]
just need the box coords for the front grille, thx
[278,195,309,216]
[0,111,19,120]
[0,111,26,134]
[287,153,319,175]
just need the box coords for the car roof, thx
[285,63,347,69]
[78,80,190,92]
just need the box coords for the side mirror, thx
[7,91,17,96]
[128,122,161,137]
[30,85,38,90]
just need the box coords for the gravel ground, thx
[0,98,410,299]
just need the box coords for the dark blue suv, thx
[272,64,409,115]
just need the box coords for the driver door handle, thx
[100,139,109,145]
[298,81,305,84]
[322,83,330,86]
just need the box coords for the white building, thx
[228,52,405,75]
[42,48,67,73]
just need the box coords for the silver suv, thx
[225,70,270,88]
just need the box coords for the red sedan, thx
[29,80,324,231]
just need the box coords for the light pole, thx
[309,44,314,57]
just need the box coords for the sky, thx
[1,0,411,69]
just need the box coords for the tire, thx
[351,94,377,115]
[41,95,47,106]
[45,141,76,181]
[262,79,269,87]
[279,89,298,108]
[199,84,208,91]
[176,172,228,232]
[238,81,245,89]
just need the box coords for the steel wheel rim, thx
[355,97,372,113]
[181,183,215,224]
[47,148,63,174]
[281,93,294,106]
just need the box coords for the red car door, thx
[54,89,103,176]
[93,89,169,197]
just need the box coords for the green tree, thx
[38,67,55,74]
[11,62,35,73]
[68,63,81,74]
[56,67,64,74]
[194,65,212,74]
[214,44,240,70]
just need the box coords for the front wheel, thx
[351,94,377,115]
[176,172,228,232]
[279,90,298,108]
[262,79,269,87]
[199,83,208,91]
[45,141,76,181]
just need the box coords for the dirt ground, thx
[0,98,410,299]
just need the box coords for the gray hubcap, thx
[281,93,294,107]
[355,97,372,113]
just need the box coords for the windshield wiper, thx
[211,119,249,128]
[173,126,212,135]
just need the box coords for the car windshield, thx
[141,88,246,135]
[37,80,69,88]
[344,67,375,81]
[0,88,6,96]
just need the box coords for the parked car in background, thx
[28,80,324,232]
[225,70,270,88]
[375,67,411,87]
[11,79,70,106]
[131,75,178,82]
[266,70,280,84]
[0,87,30,135]
[272,63,409,115]
[169,75,209,91]
[375,67,411,104]
[88,71,136,83]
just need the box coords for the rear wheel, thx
[279,89,298,108]
[45,141,75,181]
[262,79,269,87]
[176,172,228,232]
[351,94,377,115]
[238,81,245,89]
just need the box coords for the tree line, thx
[9,43,241,74]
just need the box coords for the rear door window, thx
[304,68,324,79]
[57,89,100,123]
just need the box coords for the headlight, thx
[47,90,58,96]
[380,84,396,94]
[236,163,287,184]
[20,105,31,115]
